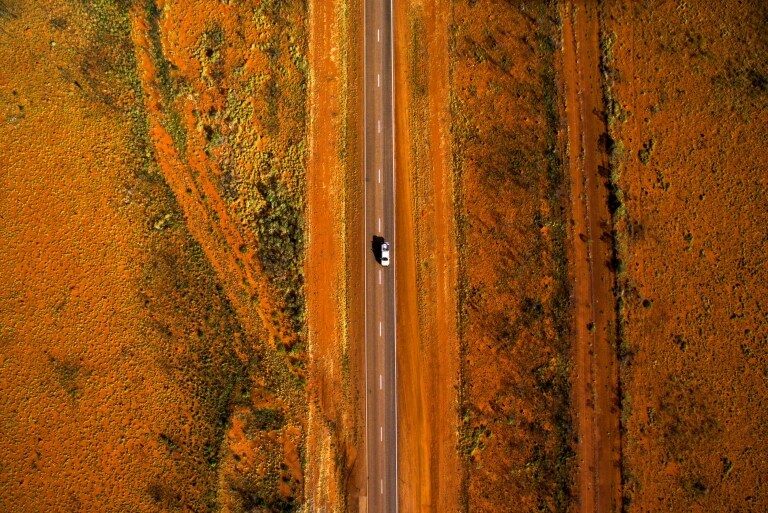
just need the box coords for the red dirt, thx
[560,1,622,511]
[393,0,462,510]
[601,1,768,510]
[306,0,363,507]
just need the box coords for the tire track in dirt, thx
[560,2,621,512]
[306,0,361,507]
[393,0,461,510]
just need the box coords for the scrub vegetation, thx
[598,0,768,511]
[3,0,766,511]
[0,0,310,510]
[449,1,574,511]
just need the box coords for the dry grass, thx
[0,0,311,510]
[449,1,575,510]
[598,1,768,510]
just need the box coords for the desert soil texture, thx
[1,0,766,512]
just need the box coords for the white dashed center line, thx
[380,479,384,494]
[378,168,381,183]
[377,119,381,133]
[379,374,383,389]
[379,269,382,284]
[378,217,381,232]
[379,322,382,337]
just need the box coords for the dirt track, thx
[306,0,362,507]
[560,1,621,512]
[393,0,461,510]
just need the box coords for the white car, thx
[381,241,390,266]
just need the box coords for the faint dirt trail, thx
[306,0,360,508]
[560,2,621,512]
[392,7,427,507]
[393,0,461,510]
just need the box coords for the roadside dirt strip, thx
[306,0,362,508]
[560,1,622,512]
[392,0,461,510]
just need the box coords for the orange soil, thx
[393,0,462,510]
[1,0,311,510]
[601,1,768,510]
[560,1,621,511]
[305,0,363,508]
[449,1,575,510]
[0,1,252,509]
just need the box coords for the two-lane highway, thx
[363,0,397,509]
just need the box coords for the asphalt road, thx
[363,0,397,509]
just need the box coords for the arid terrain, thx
[394,0,767,511]
[396,0,575,510]
[448,1,574,511]
[1,0,766,512]
[1,0,316,510]
[601,1,768,510]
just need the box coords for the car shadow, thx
[371,235,385,264]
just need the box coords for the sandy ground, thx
[306,0,363,508]
[600,1,768,510]
[560,1,621,511]
[1,0,311,510]
[446,0,575,510]
[0,1,253,509]
[392,0,462,510]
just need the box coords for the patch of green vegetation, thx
[539,15,577,512]
[70,0,156,180]
[235,490,298,513]
[600,30,616,64]
[145,0,187,156]
[249,407,286,431]
[721,456,734,478]
[638,138,655,164]
[597,3,639,509]
[710,61,767,122]
[409,14,429,100]
[159,433,179,451]
[226,426,300,511]
[459,422,492,457]
[620,393,632,428]
[146,482,182,508]
[251,172,306,333]
[598,14,630,320]
[202,0,308,345]
[0,0,17,20]
[196,25,225,63]
[137,173,253,494]
[448,17,473,510]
